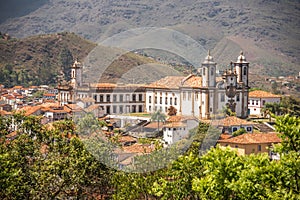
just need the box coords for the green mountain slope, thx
[0,32,183,87]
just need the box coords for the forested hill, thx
[0,32,183,87]
[0,0,299,77]
[0,32,95,87]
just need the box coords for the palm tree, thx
[151,110,167,134]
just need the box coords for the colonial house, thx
[58,51,250,119]
[163,116,199,146]
[248,90,281,117]
[218,133,281,157]
[213,116,255,134]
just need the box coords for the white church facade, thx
[57,51,250,119]
[145,51,250,119]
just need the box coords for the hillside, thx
[0,32,96,87]
[0,32,183,87]
[0,0,299,77]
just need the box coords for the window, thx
[155,96,157,104]
[139,105,143,112]
[106,95,110,102]
[100,95,103,102]
[236,94,240,102]
[174,98,177,105]
[149,96,152,103]
[113,106,117,113]
[139,94,143,101]
[211,68,214,76]
[165,97,168,104]
[243,67,247,75]
[165,107,168,112]
[246,127,252,132]
[232,127,238,132]
[160,97,162,104]
[119,94,123,102]
[149,106,151,112]
[258,145,261,151]
[252,100,254,105]
[235,145,238,148]
[256,100,259,105]
[126,94,130,101]
[106,106,110,114]
[183,92,186,100]
[119,106,123,113]
[170,97,173,105]
[203,68,206,75]
[113,95,117,102]
[262,100,266,105]
[221,94,225,102]
[132,94,136,102]
[132,105,136,113]
[94,95,97,102]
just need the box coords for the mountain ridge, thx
[0,0,299,77]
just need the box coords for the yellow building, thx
[218,133,281,156]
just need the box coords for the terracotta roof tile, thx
[249,90,281,98]
[164,122,187,128]
[145,122,162,129]
[148,76,185,89]
[122,143,154,153]
[118,136,137,143]
[218,133,281,144]
[213,116,254,126]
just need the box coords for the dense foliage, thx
[0,114,299,199]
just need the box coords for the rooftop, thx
[218,133,281,144]
[213,116,254,127]
[249,90,281,98]
[148,74,202,89]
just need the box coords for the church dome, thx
[237,51,246,62]
[203,50,215,64]
[205,50,213,62]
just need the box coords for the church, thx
[57,51,250,119]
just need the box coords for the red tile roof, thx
[122,143,154,153]
[164,122,187,128]
[213,116,254,126]
[218,133,281,144]
[249,90,281,98]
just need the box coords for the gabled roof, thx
[148,76,185,89]
[214,116,254,127]
[218,133,281,144]
[249,90,281,98]
[64,104,84,113]
[122,143,154,153]
[148,74,203,89]
[164,122,187,128]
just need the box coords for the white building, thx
[248,90,281,117]
[163,116,199,146]
[58,51,250,119]
[146,51,250,119]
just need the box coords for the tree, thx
[167,105,177,116]
[151,110,166,134]
[232,127,246,137]
[0,114,112,199]
[192,146,243,199]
